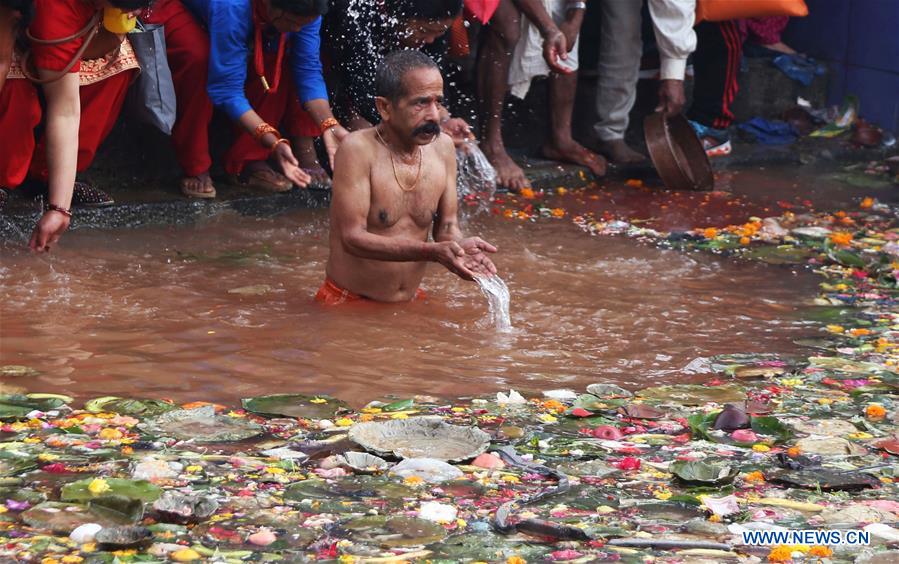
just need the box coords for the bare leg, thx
[476,0,529,191]
[542,70,606,177]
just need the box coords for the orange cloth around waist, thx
[315,277,426,305]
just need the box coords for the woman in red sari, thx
[0,0,152,252]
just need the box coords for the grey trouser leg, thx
[594,0,644,141]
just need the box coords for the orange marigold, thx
[829,232,853,247]
[865,404,886,420]
[786,446,802,457]
[519,188,536,199]
[740,236,751,246]
[767,545,793,562]
[703,227,719,239]
[542,399,567,413]
[551,208,565,218]
[625,179,644,188]
[809,546,833,557]
[744,470,766,483]
[860,197,875,209]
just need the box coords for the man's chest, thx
[367,161,445,230]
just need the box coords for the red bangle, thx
[45,203,72,217]
[320,117,339,134]
[253,123,280,144]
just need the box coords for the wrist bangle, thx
[269,138,290,154]
[566,1,586,10]
[45,203,72,217]
[319,117,339,135]
[253,123,281,145]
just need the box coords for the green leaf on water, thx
[670,460,738,485]
[84,397,176,417]
[61,478,162,503]
[241,394,349,419]
[751,416,793,443]
[382,398,415,412]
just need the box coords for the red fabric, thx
[315,277,427,306]
[224,51,317,175]
[30,70,135,182]
[142,0,213,176]
[745,16,789,45]
[0,80,41,189]
[252,0,286,93]
[29,0,97,73]
[463,0,500,23]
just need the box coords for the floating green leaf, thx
[241,394,349,419]
[61,478,162,503]
[670,460,737,486]
[84,397,176,417]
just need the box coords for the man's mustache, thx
[413,121,441,137]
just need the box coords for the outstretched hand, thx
[29,210,70,253]
[272,142,311,188]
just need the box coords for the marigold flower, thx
[625,179,643,188]
[865,404,886,420]
[849,328,871,337]
[860,197,874,209]
[556,187,568,195]
[98,428,123,440]
[403,476,424,486]
[744,470,766,483]
[809,545,833,557]
[519,188,536,199]
[542,399,566,413]
[767,545,794,562]
[551,208,565,218]
[740,236,751,245]
[507,556,526,564]
[703,227,719,239]
[87,478,109,496]
[829,231,853,247]
[335,418,354,427]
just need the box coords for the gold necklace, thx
[375,126,422,193]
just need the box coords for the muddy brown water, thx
[0,206,820,406]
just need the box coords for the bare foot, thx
[181,171,216,199]
[766,41,798,55]
[481,143,529,191]
[596,139,647,165]
[542,140,607,177]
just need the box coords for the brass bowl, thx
[643,113,714,191]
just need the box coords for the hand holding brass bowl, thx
[643,113,715,191]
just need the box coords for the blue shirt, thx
[184,0,328,121]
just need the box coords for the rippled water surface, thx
[0,209,819,405]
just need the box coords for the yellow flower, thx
[359,414,374,422]
[41,558,60,564]
[170,548,202,562]
[752,444,771,452]
[335,418,354,427]
[265,466,286,475]
[185,465,203,473]
[866,404,886,420]
[826,324,845,334]
[500,474,520,484]
[817,398,833,405]
[507,557,527,564]
[390,412,408,420]
[61,556,84,564]
[338,556,357,564]
[309,397,327,404]
[87,479,110,496]
[809,546,833,557]
[456,518,467,528]
[848,431,873,440]
[708,514,721,523]
[538,413,557,424]
[37,453,60,462]
[767,545,794,562]
[403,476,424,486]
[80,543,96,553]
[98,428,123,440]
[556,187,568,196]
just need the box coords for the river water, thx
[0,207,819,406]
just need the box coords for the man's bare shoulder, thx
[433,132,456,162]
[338,128,378,157]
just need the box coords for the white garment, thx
[508,0,580,99]
[593,0,696,141]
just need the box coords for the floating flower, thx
[507,556,526,564]
[809,546,833,557]
[98,428,123,440]
[519,188,536,199]
[614,457,641,471]
[625,179,643,188]
[829,231,853,247]
[767,545,794,562]
[87,478,109,496]
[865,404,886,420]
[703,227,719,239]
[744,471,766,483]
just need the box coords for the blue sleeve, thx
[205,0,253,121]
[289,17,328,104]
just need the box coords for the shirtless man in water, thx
[317,50,498,304]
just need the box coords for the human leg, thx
[476,0,528,190]
[593,0,645,164]
[143,0,215,197]
[0,79,41,192]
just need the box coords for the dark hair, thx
[395,0,461,20]
[270,0,329,16]
[375,50,439,103]
[108,0,155,9]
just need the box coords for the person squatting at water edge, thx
[0,0,153,253]
[319,50,498,306]
[182,0,349,193]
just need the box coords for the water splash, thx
[456,140,497,215]
[475,275,512,332]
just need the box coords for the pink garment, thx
[744,16,790,46]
